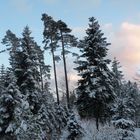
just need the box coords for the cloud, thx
[71,22,140,81]
[102,23,114,41]
[10,0,32,12]
[49,56,79,94]
[108,22,140,80]
[56,59,79,90]
[103,23,113,30]
[72,26,86,39]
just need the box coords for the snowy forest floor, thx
[67,117,140,140]
[135,128,140,140]
[80,121,140,140]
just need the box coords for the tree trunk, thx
[51,40,59,105]
[60,31,70,109]
[96,117,99,130]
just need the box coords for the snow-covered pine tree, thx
[112,80,138,140]
[75,17,115,130]
[19,26,42,114]
[2,30,26,91]
[124,81,140,128]
[110,58,124,122]
[112,98,137,140]
[0,70,24,139]
[133,82,140,127]
[125,81,137,119]
[1,30,33,139]
[67,112,83,140]
[111,58,137,139]
[112,57,124,97]
[35,43,51,92]
[2,30,21,71]
[17,97,69,139]
[1,25,72,139]
[111,57,139,134]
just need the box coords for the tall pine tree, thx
[75,17,115,130]
[57,20,77,109]
[42,13,60,105]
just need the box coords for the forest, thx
[0,13,140,140]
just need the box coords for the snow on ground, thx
[135,128,140,140]
[79,118,140,140]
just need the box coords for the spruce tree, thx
[133,82,140,127]
[67,113,83,140]
[1,25,71,139]
[35,44,51,92]
[75,17,115,130]
[111,59,138,139]
[20,26,41,114]
[3,27,43,114]
[124,81,140,125]
[112,94,137,140]
[112,58,124,97]
[112,80,138,140]
[1,30,21,73]
[0,71,23,139]
[111,58,124,120]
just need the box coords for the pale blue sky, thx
[0,0,140,80]
[0,0,139,41]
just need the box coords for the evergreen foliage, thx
[0,64,6,91]
[75,17,115,129]
[0,14,140,140]
[1,25,72,139]
[112,84,136,138]
[112,58,124,96]
[0,71,24,139]
[67,113,83,140]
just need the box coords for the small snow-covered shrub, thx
[67,113,82,139]
[112,119,137,140]
[115,128,137,140]
[112,119,135,131]
[60,112,84,140]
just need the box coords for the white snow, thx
[135,128,140,140]
[5,123,14,133]
[21,100,29,109]
[20,120,27,131]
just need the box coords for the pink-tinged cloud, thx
[108,22,140,80]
